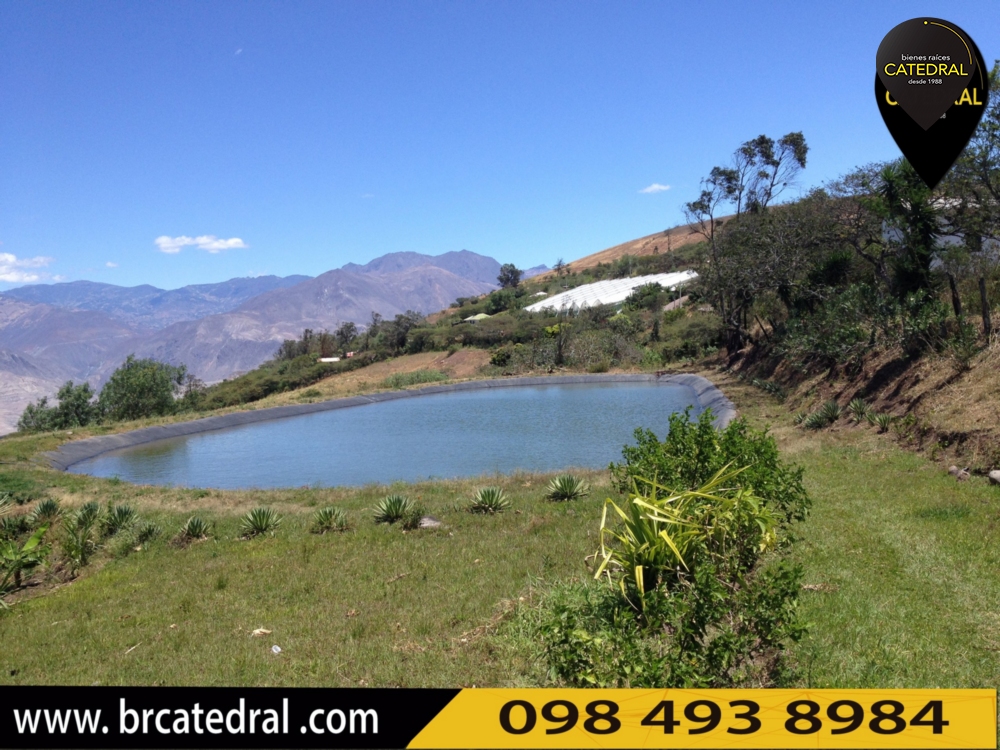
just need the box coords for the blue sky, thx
[2,1,999,290]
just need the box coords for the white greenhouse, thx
[524,270,698,313]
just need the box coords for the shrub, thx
[240,507,282,539]
[0,524,51,595]
[98,355,187,422]
[468,487,510,514]
[176,516,212,543]
[0,515,30,542]
[819,400,843,424]
[28,499,61,528]
[401,504,426,531]
[310,507,348,534]
[134,521,161,548]
[374,495,413,524]
[545,475,590,502]
[611,408,809,525]
[802,411,829,430]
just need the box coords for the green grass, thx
[379,369,449,390]
[786,436,1000,688]
[0,472,603,686]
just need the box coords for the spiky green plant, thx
[134,521,161,547]
[374,495,413,524]
[102,503,138,537]
[240,507,282,539]
[177,516,211,542]
[62,506,99,574]
[0,493,13,519]
[848,398,871,423]
[545,474,591,502]
[802,411,829,430]
[28,499,61,528]
[468,486,510,514]
[310,506,348,534]
[819,400,843,424]
[792,412,807,426]
[873,412,895,433]
[0,515,29,541]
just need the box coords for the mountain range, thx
[0,250,544,435]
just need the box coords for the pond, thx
[68,381,704,489]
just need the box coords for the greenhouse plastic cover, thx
[524,270,698,313]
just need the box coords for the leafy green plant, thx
[240,507,282,539]
[468,487,510,514]
[176,516,212,543]
[0,523,50,604]
[872,412,895,433]
[848,398,871,423]
[545,475,590,502]
[28,499,61,528]
[310,506,348,534]
[611,408,809,525]
[102,503,138,537]
[401,504,426,531]
[374,495,413,524]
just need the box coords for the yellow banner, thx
[408,689,996,749]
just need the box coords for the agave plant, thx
[374,494,413,524]
[134,521,161,547]
[310,506,348,534]
[102,503,138,537]
[848,398,871,423]
[468,486,510,514]
[28,499,61,528]
[545,475,591,502]
[0,493,13,519]
[819,400,843,424]
[872,412,895,433]
[177,516,211,542]
[0,515,30,541]
[240,507,282,539]
[62,506,100,574]
[792,412,807,426]
[802,411,829,430]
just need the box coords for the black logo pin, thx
[876,18,989,188]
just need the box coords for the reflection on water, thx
[70,383,700,489]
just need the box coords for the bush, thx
[374,495,413,524]
[17,381,97,433]
[239,507,282,539]
[310,507,348,534]
[545,475,590,502]
[468,487,510,514]
[529,376,812,688]
[610,408,810,526]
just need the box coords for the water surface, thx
[69,382,699,489]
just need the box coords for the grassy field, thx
[1,371,998,691]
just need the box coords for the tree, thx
[17,381,96,433]
[334,321,358,353]
[497,263,523,289]
[97,355,186,422]
[553,258,567,277]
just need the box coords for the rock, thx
[418,516,443,529]
[956,468,971,482]
[948,465,960,476]
[989,470,1000,485]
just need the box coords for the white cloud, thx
[0,252,54,283]
[639,183,671,194]
[235,48,243,55]
[106,261,118,268]
[154,235,249,254]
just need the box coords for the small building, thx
[318,357,341,363]
[346,351,355,358]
